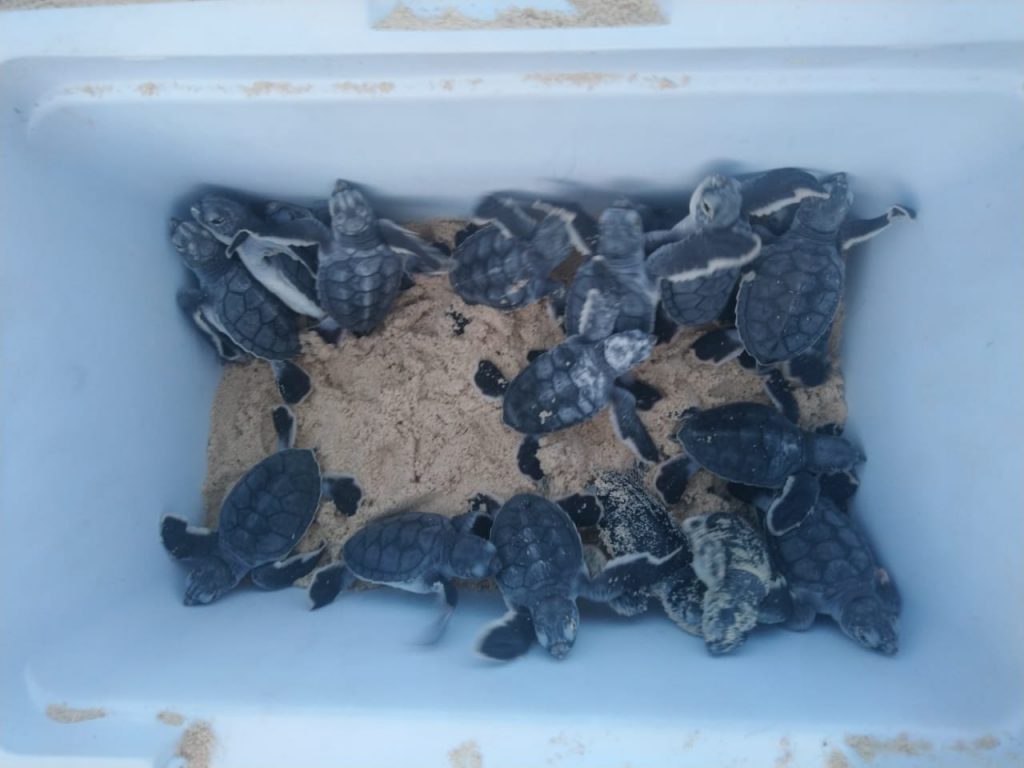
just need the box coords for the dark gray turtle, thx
[564,205,657,336]
[449,195,583,310]
[474,294,659,480]
[477,493,682,661]
[736,172,914,365]
[681,512,791,654]
[751,491,900,654]
[567,467,705,637]
[307,506,499,643]
[656,402,864,535]
[191,196,325,321]
[161,406,362,605]
[171,219,312,404]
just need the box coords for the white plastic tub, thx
[1,2,1022,765]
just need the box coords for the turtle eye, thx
[701,200,713,216]
[209,215,224,226]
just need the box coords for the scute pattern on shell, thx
[736,239,843,365]
[318,240,404,334]
[565,258,656,337]
[659,268,739,327]
[210,268,301,359]
[502,341,613,434]
[491,495,582,601]
[343,512,447,583]
[679,403,806,488]
[450,225,551,309]
[218,449,322,567]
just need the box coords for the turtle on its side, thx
[161,406,362,605]
[171,219,312,404]
[477,493,683,661]
[307,505,500,643]
[746,489,900,655]
[656,402,864,535]
[449,194,585,311]
[569,467,705,637]
[474,293,660,481]
[681,512,792,655]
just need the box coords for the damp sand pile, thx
[203,219,847,583]
[375,0,666,30]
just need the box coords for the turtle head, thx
[690,174,743,230]
[449,532,500,580]
[191,196,251,242]
[170,219,228,273]
[184,556,240,606]
[599,330,655,376]
[839,595,898,655]
[329,179,376,236]
[598,206,644,260]
[532,595,579,660]
[793,172,853,236]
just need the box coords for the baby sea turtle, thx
[475,294,659,480]
[751,491,900,654]
[477,493,682,661]
[307,506,500,643]
[449,195,582,310]
[645,169,826,328]
[171,219,312,404]
[736,172,915,365]
[564,205,656,336]
[682,512,791,654]
[161,406,362,605]
[191,195,325,321]
[571,467,705,636]
[657,402,864,535]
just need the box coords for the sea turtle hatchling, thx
[567,467,705,637]
[477,493,683,661]
[307,506,500,643]
[171,219,312,404]
[747,490,900,654]
[160,406,363,605]
[645,169,827,328]
[474,293,659,480]
[656,402,865,536]
[682,512,792,654]
[735,172,915,366]
[449,194,584,310]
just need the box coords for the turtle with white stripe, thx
[171,219,312,404]
[477,493,683,661]
[307,504,500,643]
[161,406,362,605]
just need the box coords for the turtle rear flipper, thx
[378,218,454,275]
[763,370,800,424]
[875,567,901,614]
[272,405,296,451]
[616,375,662,412]
[839,205,915,251]
[308,562,358,610]
[161,515,218,560]
[516,435,543,481]
[692,327,744,364]
[757,575,794,625]
[270,359,312,405]
[785,598,818,631]
[652,304,679,345]
[178,289,247,362]
[322,475,362,517]
[251,546,325,590]
[766,472,820,535]
[657,576,705,637]
[473,359,509,399]
[740,167,828,217]
[609,387,660,464]
[557,493,603,528]
[655,454,697,506]
[476,607,535,661]
[417,577,458,646]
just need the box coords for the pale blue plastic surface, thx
[1,1,1022,765]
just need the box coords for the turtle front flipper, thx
[578,548,684,603]
[556,493,603,528]
[473,359,509,400]
[609,387,660,463]
[322,475,363,517]
[269,360,312,405]
[654,454,697,506]
[517,435,544,481]
[839,205,915,251]
[161,515,218,560]
[476,607,535,661]
[763,369,800,424]
[263,200,332,248]
[739,167,828,217]
[647,229,760,286]
[691,327,744,364]
[643,229,680,253]
[417,576,458,645]
[308,562,358,610]
[452,494,502,539]
[378,218,454,275]
[766,472,821,535]
[250,547,326,590]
